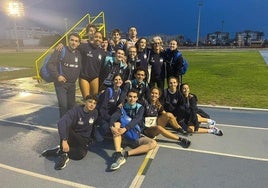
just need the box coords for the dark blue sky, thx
[1,0,268,40]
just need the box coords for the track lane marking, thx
[217,123,268,130]
[0,119,57,132]
[159,144,268,162]
[0,163,95,188]
[1,119,268,187]
[0,98,58,108]
[2,118,267,134]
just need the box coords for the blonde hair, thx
[151,36,163,45]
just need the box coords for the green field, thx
[0,49,267,108]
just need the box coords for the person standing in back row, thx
[124,26,139,50]
[135,37,150,70]
[107,28,125,56]
[164,40,184,85]
[78,31,106,98]
[148,36,165,91]
[55,26,106,99]
[84,24,97,44]
[48,33,82,118]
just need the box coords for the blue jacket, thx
[164,48,184,77]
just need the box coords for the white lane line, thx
[0,113,16,118]
[0,119,57,132]
[159,144,268,162]
[198,104,268,111]
[0,98,58,108]
[2,117,267,132]
[217,123,268,130]
[0,105,52,118]
[0,163,95,188]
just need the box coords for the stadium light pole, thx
[6,0,25,51]
[196,1,203,47]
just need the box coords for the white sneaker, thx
[212,127,223,136]
[208,119,216,129]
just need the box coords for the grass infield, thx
[0,49,267,109]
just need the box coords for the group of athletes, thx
[41,24,223,171]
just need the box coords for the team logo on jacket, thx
[87,51,93,57]
[98,54,102,61]
[150,57,155,63]
[88,118,94,124]
[78,118,84,125]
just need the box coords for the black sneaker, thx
[55,153,69,170]
[177,128,184,133]
[40,145,60,157]
[121,150,128,159]
[180,138,191,148]
[110,152,126,170]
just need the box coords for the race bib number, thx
[145,117,157,127]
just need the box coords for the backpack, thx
[98,87,121,102]
[120,104,142,141]
[175,52,188,75]
[182,58,188,75]
[39,47,66,82]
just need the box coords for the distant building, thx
[207,32,230,46]
[4,25,59,47]
[6,25,59,40]
[235,30,264,47]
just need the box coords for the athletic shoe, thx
[55,153,69,170]
[121,149,129,159]
[212,127,223,136]
[180,138,191,148]
[110,152,126,170]
[177,128,184,134]
[40,145,60,157]
[208,119,216,129]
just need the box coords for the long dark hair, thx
[135,37,147,51]
[150,86,163,110]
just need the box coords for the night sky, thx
[1,0,267,41]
